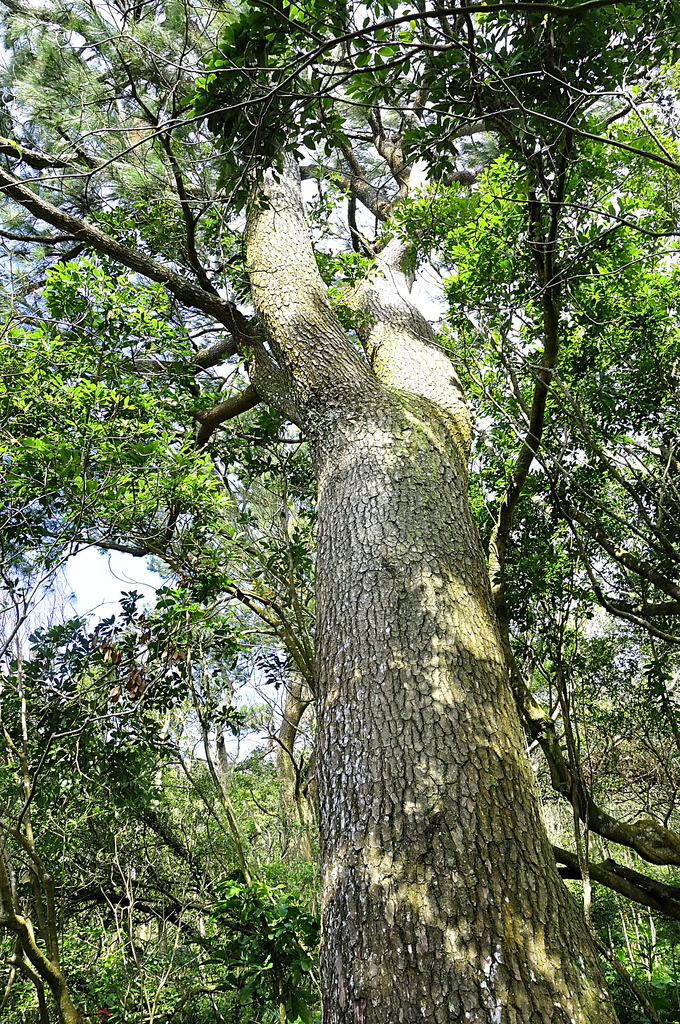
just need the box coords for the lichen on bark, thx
[246,160,618,1023]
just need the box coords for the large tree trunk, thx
[246,163,618,1023]
[313,389,615,1022]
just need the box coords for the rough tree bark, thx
[245,163,618,1023]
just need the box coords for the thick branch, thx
[0,229,76,244]
[0,138,70,171]
[343,232,470,456]
[515,671,680,865]
[609,598,680,618]
[554,846,680,922]
[245,158,372,400]
[339,170,393,222]
[196,385,261,444]
[193,337,238,368]
[333,138,394,220]
[0,168,246,336]
[134,335,239,375]
[0,855,77,1024]
[368,110,409,192]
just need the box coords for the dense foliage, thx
[2,0,680,1020]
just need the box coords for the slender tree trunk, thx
[245,162,618,1023]
[277,670,315,861]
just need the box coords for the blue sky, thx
[64,547,162,619]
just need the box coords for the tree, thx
[0,589,320,1024]
[2,0,680,1019]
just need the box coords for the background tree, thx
[0,587,321,1023]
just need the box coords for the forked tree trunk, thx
[246,163,618,1023]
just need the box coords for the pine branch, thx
[0,167,245,342]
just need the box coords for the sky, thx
[62,546,274,760]
[63,546,163,619]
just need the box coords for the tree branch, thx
[133,335,239,375]
[0,229,76,244]
[513,668,680,865]
[562,494,680,604]
[0,168,247,339]
[554,846,680,922]
[195,385,261,444]
[301,163,392,222]
[0,138,71,171]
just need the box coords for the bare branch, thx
[0,138,70,171]
[196,384,261,444]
